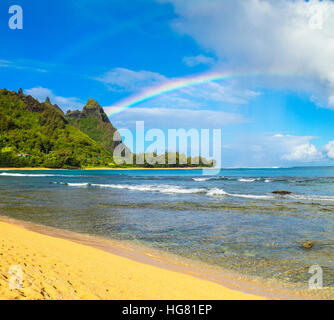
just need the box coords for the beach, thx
[0,167,209,171]
[1,167,333,300]
[0,219,265,300]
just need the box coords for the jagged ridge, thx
[66,98,128,155]
[0,89,114,168]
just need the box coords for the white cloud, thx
[0,60,11,67]
[96,67,260,109]
[0,59,47,73]
[182,81,260,105]
[134,93,204,110]
[183,54,215,67]
[104,106,248,129]
[162,0,334,108]
[324,141,334,159]
[220,133,325,167]
[123,80,260,110]
[25,87,83,111]
[95,68,167,92]
[283,143,322,162]
[270,134,322,162]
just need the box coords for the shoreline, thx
[0,216,266,300]
[0,167,210,171]
[0,169,332,299]
[0,216,319,300]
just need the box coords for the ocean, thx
[1,167,334,290]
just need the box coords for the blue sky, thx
[1,0,334,167]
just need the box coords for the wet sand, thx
[0,218,267,300]
[0,167,208,171]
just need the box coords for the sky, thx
[0,0,334,167]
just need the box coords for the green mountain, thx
[66,98,128,155]
[0,89,114,168]
[0,88,214,169]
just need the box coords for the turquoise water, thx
[1,167,334,288]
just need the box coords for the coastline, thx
[0,216,266,300]
[0,169,332,300]
[0,216,322,300]
[0,167,209,171]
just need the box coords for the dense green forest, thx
[0,89,113,168]
[66,98,127,155]
[0,89,214,169]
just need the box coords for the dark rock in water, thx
[272,190,292,195]
[302,241,313,249]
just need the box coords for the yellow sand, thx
[0,221,264,300]
[0,167,207,170]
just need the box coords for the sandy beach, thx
[0,219,267,300]
[0,167,208,171]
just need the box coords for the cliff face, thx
[66,99,129,155]
[67,98,109,121]
[0,89,213,169]
[0,89,112,168]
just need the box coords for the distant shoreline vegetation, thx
[0,89,214,169]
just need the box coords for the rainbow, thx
[104,71,294,117]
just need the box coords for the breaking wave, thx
[0,172,57,177]
[91,183,207,194]
[0,172,79,178]
[67,183,90,187]
[238,178,261,183]
[192,177,212,182]
[59,181,334,203]
[287,194,334,202]
[63,182,274,200]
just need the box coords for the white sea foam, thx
[206,188,228,196]
[91,183,206,194]
[64,181,332,202]
[192,177,211,182]
[64,181,333,202]
[288,194,334,202]
[192,176,231,182]
[229,193,273,200]
[67,183,89,187]
[0,172,79,178]
[207,188,273,199]
[90,183,274,200]
[238,178,256,182]
[0,172,56,177]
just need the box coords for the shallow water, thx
[1,167,334,289]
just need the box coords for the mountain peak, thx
[65,97,126,155]
[84,98,102,111]
[82,98,110,123]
